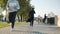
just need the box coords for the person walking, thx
[6,0,20,30]
[43,14,47,23]
[1,9,6,21]
[29,8,35,27]
[38,15,41,24]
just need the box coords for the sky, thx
[30,0,60,17]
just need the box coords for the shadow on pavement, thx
[11,30,47,34]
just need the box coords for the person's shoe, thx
[11,28,15,32]
[30,25,33,27]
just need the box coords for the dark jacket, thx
[29,9,35,18]
[29,9,35,21]
[26,9,35,22]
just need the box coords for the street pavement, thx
[0,22,60,34]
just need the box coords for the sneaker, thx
[11,28,15,32]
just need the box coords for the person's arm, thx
[34,10,35,14]
[16,1,20,10]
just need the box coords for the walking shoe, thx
[11,28,15,32]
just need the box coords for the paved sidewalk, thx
[0,22,60,34]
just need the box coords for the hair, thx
[32,8,34,9]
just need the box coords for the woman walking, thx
[6,0,20,30]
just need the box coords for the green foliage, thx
[2,0,32,20]
[0,21,26,28]
[17,0,32,20]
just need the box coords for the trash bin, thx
[47,17,55,25]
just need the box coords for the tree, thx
[17,0,32,22]
[3,0,32,22]
[3,0,8,8]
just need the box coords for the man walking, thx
[29,8,35,27]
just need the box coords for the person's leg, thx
[30,21,32,26]
[43,19,45,23]
[12,22,14,29]
[30,18,32,26]
[30,18,34,26]
[5,17,6,21]
[8,12,16,29]
[8,13,12,23]
[38,18,40,24]
[11,12,17,29]
[31,20,33,26]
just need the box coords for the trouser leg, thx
[30,20,34,26]
[9,12,16,29]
